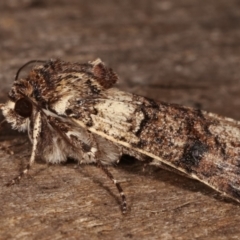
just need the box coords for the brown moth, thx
[1,59,240,213]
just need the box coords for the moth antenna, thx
[15,60,46,81]
[96,159,127,214]
[6,112,41,186]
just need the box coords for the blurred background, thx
[1,1,240,239]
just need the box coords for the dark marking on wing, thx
[179,141,209,172]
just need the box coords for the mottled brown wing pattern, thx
[72,89,240,203]
[1,58,240,213]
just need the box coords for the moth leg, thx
[97,160,127,214]
[6,112,41,186]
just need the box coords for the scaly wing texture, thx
[11,59,240,202]
[72,87,240,202]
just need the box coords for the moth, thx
[1,59,240,213]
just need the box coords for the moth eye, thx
[14,98,33,118]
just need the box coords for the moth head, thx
[1,97,32,131]
[0,60,41,131]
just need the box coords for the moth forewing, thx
[1,58,240,214]
[73,87,240,205]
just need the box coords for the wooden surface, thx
[1,0,240,239]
